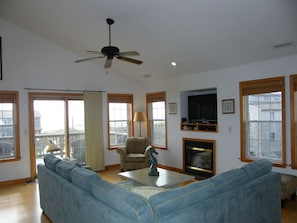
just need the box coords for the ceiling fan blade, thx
[104,58,112,68]
[86,50,103,55]
[75,56,105,63]
[118,51,140,56]
[117,56,143,65]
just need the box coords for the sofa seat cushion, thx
[70,167,101,193]
[44,154,61,172]
[56,160,76,181]
[124,153,146,162]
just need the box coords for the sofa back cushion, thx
[126,137,149,154]
[70,167,101,193]
[209,168,247,193]
[240,159,272,181]
[44,154,61,172]
[208,160,272,194]
[56,160,76,181]
[148,160,273,219]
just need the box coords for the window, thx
[107,94,133,149]
[146,91,167,149]
[290,74,297,169]
[239,77,286,167]
[0,91,20,162]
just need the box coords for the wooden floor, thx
[0,168,296,223]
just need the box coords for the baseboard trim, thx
[157,164,184,173]
[105,164,121,170]
[0,177,33,186]
[104,163,184,173]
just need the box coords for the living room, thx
[0,1,297,222]
[1,0,297,182]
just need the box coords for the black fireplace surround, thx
[183,138,215,179]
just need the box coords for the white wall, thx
[144,54,297,176]
[0,19,145,182]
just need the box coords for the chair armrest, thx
[116,146,127,156]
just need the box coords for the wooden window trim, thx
[107,93,133,103]
[0,91,20,163]
[146,91,166,103]
[146,91,167,149]
[239,76,286,167]
[290,74,297,169]
[107,94,134,150]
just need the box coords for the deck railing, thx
[35,132,85,158]
[1,132,126,161]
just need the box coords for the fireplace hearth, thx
[183,138,216,179]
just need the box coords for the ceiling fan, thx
[75,18,143,68]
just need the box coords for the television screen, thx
[188,94,217,123]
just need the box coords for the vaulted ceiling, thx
[1,0,297,83]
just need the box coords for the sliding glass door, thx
[28,93,85,178]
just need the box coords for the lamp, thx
[133,112,147,137]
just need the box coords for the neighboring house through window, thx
[146,91,167,149]
[0,91,20,162]
[239,76,286,167]
[107,94,133,149]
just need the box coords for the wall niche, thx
[180,88,217,132]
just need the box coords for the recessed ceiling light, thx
[171,61,177,66]
[143,74,152,78]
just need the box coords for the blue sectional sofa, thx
[37,154,281,223]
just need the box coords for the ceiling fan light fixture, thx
[171,61,177,66]
[74,18,143,68]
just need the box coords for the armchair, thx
[116,137,151,171]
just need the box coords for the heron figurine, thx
[147,146,159,176]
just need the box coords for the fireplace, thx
[183,138,216,179]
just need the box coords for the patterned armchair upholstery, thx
[116,137,151,171]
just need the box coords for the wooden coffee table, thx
[119,168,195,188]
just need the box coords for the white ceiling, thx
[1,0,297,83]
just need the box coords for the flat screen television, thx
[188,94,217,123]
